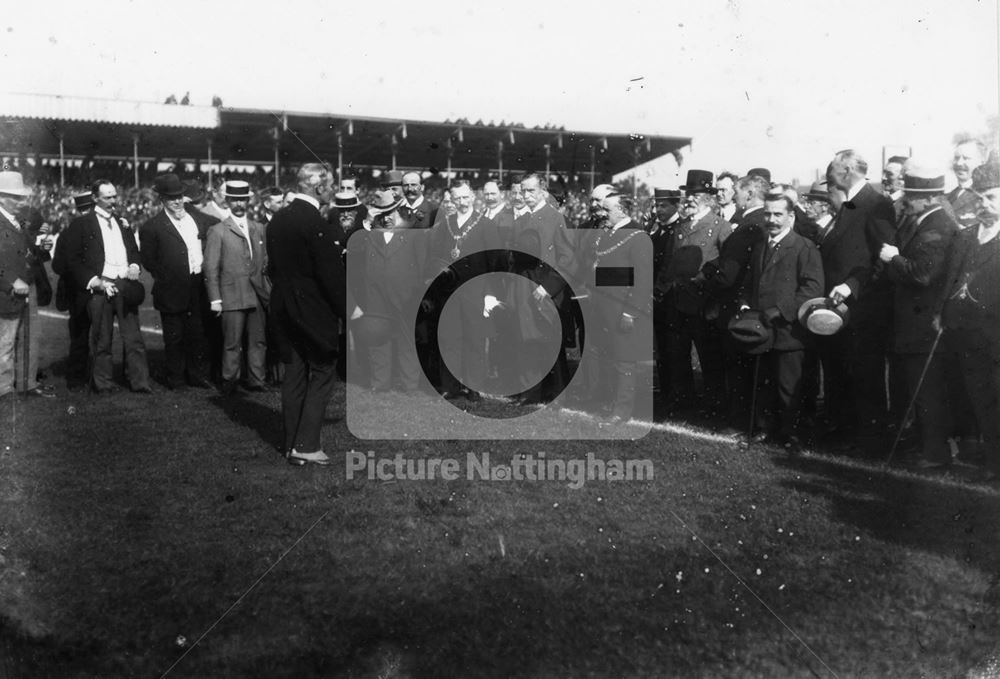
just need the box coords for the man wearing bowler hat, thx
[879,164,958,468]
[58,179,151,394]
[140,173,220,390]
[381,169,405,202]
[204,180,270,395]
[737,192,824,452]
[655,169,732,414]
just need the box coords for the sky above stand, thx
[2,0,997,186]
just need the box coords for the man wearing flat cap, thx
[204,180,270,395]
[935,160,1000,481]
[878,165,958,468]
[140,173,220,390]
[655,169,732,414]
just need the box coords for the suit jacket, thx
[399,198,437,230]
[60,212,141,293]
[938,223,1000,341]
[819,182,895,302]
[886,206,957,354]
[739,230,824,352]
[266,198,346,361]
[204,216,268,310]
[655,209,732,316]
[140,209,219,313]
[486,205,516,248]
[704,206,766,324]
[512,203,575,300]
[0,211,29,315]
[946,186,980,229]
[349,227,428,322]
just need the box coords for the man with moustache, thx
[715,171,739,222]
[482,180,514,247]
[883,155,909,222]
[947,139,987,229]
[509,178,530,219]
[398,171,437,229]
[204,180,270,395]
[579,184,618,230]
[0,172,38,400]
[140,174,220,390]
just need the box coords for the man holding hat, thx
[879,165,958,467]
[58,179,150,394]
[204,180,270,395]
[0,171,37,400]
[52,192,96,390]
[140,173,220,390]
[935,161,1000,480]
[654,169,732,414]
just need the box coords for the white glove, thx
[350,305,364,320]
[828,283,852,304]
[127,263,141,280]
[532,285,548,302]
[483,295,503,318]
[878,244,899,263]
[210,300,222,315]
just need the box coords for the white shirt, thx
[721,203,737,221]
[815,214,833,232]
[231,215,253,259]
[406,196,425,210]
[513,205,530,218]
[485,203,506,220]
[166,210,204,274]
[95,207,130,279]
[846,179,867,202]
[767,226,792,247]
[610,216,631,232]
[0,206,19,230]
[456,210,474,228]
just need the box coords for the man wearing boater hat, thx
[204,180,270,395]
[878,165,958,468]
[934,160,1000,481]
[655,169,732,414]
[140,173,220,390]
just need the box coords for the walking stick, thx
[884,326,944,466]
[19,298,30,395]
[747,353,762,449]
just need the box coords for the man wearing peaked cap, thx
[204,180,270,395]
[655,169,732,415]
[935,160,1000,480]
[877,163,958,467]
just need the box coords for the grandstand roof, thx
[1,94,691,180]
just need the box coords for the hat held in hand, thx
[797,297,850,335]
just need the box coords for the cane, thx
[19,297,30,395]
[884,326,944,466]
[747,353,762,450]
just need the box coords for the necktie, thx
[763,239,777,266]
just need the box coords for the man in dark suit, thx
[60,180,150,394]
[139,174,219,390]
[482,180,514,246]
[820,150,896,454]
[52,193,95,390]
[882,155,908,223]
[399,171,437,229]
[879,165,957,468]
[947,139,986,229]
[0,172,34,400]
[267,163,346,466]
[738,193,824,452]
[204,180,269,395]
[935,161,1000,481]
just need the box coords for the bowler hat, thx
[74,193,95,211]
[680,170,717,195]
[0,171,32,197]
[223,180,252,200]
[747,167,772,183]
[972,162,1000,193]
[368,189,403,216]
[902,164,945,194]
[803,181,832,203]
[380,170,404,187]
[333,190,362,210]
[117,278,146,309]
[154,174,185,197]
[797,297,850,336]
[653,188,683,202]
[728,309,774,355]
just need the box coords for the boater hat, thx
[223,180,252,200]
[902,163,945,195]
[591,184,618,201]
[368,189,403,216]
[797,297,850,335]
[333,190,362,210]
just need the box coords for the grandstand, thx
[1,93,691,189]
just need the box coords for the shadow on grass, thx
[208,392,285,455]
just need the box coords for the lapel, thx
[897,209,939,254]
[161,211,189,248]
[762,230,795,275]
[224,217,250,254]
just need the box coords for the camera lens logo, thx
[345,224,653,440]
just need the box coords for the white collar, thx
[296,194,320,210]
[742,204,763,216]
[95,206,113,220]
[610,217,631,232]
[406,195,425,209]
[0,206,18,226]
[846,179,866,201]
[530,202,546,214]
[816,214,833,229]
[889,189,904,202]
[768,227,792,244]
[916,205,943,226]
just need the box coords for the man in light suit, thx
[738,193,824,452]
[267,164,346,466]
[204,180,269,395]
[140,173,220,390]
[60,179,150,394]
[0,172,34,401]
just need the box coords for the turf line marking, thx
[557,407,739,444]
[158,507,333,679]
[39,309,163,336]
[667,508,839,679]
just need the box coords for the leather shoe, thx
[25,386,56,399]
[287,449,331,466]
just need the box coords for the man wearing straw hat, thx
[0,171,36,400]
[879,164,958,468]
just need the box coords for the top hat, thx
[74,193,95,211]
[903,164,945,194]
[653,188,683,202]
[797,297,850,335]
[972,162,1000,193]
[0,171,32,197]
[803,181,832,203]
[333,190,362,210]
[727,309,774,355]
[154,173,185,197]
[380,170,404,187]
[747,167,772,183]
[368,189,403,216]
[223,180,252,200]
[591,184,618,201]
[680,170,718,195]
